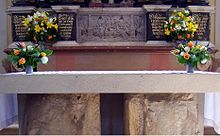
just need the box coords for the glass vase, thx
[186,64,194,73]
[25,65,33,74]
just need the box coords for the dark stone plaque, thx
[192,13,209,41]
[58,13,76,41]
[147,12,166,41]
[12,14,28,41]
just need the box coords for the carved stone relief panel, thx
[77,12,145,42]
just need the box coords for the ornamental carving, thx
[77,14,145,42]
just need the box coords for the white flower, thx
[34,21,38,25]
[33,13,38,19]
[28,28,30,31]
[201,46,207,50]
[180,52,185,56]
[27,45,33,51]
[201,59,208,64]
[27,15,33,22]
[184,10,190,14]
[49,18,53,23]
[41,56,48,64]
[184,47,190,52]
[182,21,186,28]
[22,48,26,52]
[36,11,41,16]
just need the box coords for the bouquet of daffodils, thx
[23,11,58,43]
[171,41,211,68]
[7,42,53,69]
[164,9,198,41]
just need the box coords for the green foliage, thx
[7,42,53,69]
[171,41,211,68]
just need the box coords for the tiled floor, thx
[0,126,219,135]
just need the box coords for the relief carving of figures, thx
[78,14,145,42]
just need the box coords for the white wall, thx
[0,0,8,73]
[215,0,220,59]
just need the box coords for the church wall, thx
[0,0,9,73]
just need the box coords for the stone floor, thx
[0,125,218,135]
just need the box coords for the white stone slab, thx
[0,71,219,93]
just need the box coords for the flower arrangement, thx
[7,42,53,69]
[171,41,211,68]
[23,11,58,43]
[164,9,198,41]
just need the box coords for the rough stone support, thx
[18,94,101,135]
[124,93,204,135]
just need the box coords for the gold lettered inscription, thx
[58,14,75,40]
[192,13,209,40]
[13,15,27,41]
[149,13,166,39]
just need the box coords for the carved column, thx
[124,93,204,135]
[18,94,101,135]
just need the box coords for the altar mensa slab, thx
[0,71,219,93]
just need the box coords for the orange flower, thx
[191,34,194,38]
[48,35,53,40]
[183,53,190,60]
[187,41,194,48]
[41,52,46,57]
[171,49,180,55]
[186,34,191,39]
[21,42,26,48]
[18,58,26,65]
[178,35,183,40]
[14,49,20,56]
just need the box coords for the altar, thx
[1,0,219,135]
[1,71,219,135]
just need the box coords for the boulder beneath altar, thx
[124,94,204,135]
[18,94,101,135]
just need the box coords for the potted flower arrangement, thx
[7,42,53,74]
[171,41,211,73]
[23,11,58,48]
[164,9,198,42]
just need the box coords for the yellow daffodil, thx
[46,22,53,29]
[23,18,29,27]
[53,24,58,31]
[178,12,184,18]
[34,25,41,33]
[164,28,170,35]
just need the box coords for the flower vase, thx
[39,35,46,50]
[39,40,46,50]
[186,64,194,73]
[25,65,33,74]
